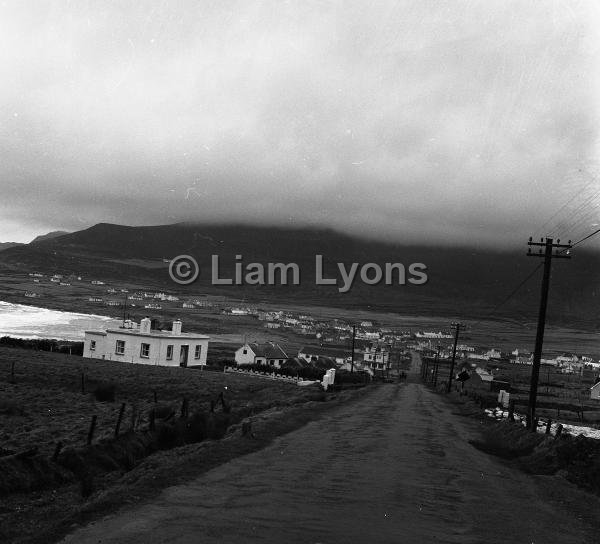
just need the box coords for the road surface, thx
[61,359,599,544]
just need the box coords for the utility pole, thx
[122,293,128,326]
[350,324,356,373]
[447,322,464,393]
[526,236,571,429]
[433,345,440,387]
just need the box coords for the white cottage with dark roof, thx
[83,318,209,367]
[234,342,288,368]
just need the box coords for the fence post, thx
[114,403,126,437]
[87,415,97,445]
[508,399,515,421]
[52,441,63,461]
[545,418,552,434]
[555,424,563,439]
[180,398,189,418]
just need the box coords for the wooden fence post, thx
[180,398,189,418]
[87,415,97,445]
[52,441,63,461]
[545,419,552,434]
[555,424,563,439]
[114,403,126,437]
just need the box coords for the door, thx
[179,345,189,367]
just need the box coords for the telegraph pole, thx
[447,322,464,393]
[526,236,571,429]
[433,345,440,387]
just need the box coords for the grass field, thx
[428,357,600,426]
[0,346,320,457]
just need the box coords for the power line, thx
[535,178,598,236]
[470,261,544,328]
[571,227,600,248]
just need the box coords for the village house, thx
[362,343,391,373]
[83,318,209,367]
[235,342,289,368]
[297,347,347,365]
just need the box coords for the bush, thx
[93,382,116,402]
[335,370,370,385]
[0,399,25,416]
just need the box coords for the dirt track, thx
[61,358,600,544]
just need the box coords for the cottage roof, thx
[249,342,288,359]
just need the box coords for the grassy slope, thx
[0,346,373,544]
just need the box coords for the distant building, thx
[235,342,288,368]
[83,318,209,367]
[362,344,391,373]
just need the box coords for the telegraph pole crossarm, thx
[526,236,571,430]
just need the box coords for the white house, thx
[362,344,390,373]
[83,318,209,367]
[235,342,288,368]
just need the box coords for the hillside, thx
[30,230,70,244]
[0,222,598,326]
[0,242,22,252]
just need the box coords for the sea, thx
[0,301,120,341]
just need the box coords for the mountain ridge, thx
[0,222,597,326]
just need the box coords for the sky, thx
[1,0,599,248]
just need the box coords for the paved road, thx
[62,359,599,544]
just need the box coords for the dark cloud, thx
[0,1,598,246]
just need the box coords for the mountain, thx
[30,230,70,244]
[0,242,23,252]
[0,222,598,326]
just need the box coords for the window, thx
[243,349,247,354]
[140,343,150,358]
[90,340,96,351]
[115,340,125,355]
[194,345,202,359]
[166,345,173,360]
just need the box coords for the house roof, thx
[298,345,348,359]
[281,357,310,369]
[86,328,209,340]
[248,342,288,359]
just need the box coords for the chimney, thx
[172,319,182,336]
[140,317,151,334]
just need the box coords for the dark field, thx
[429,357,600,426]
[0,346,320,457]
